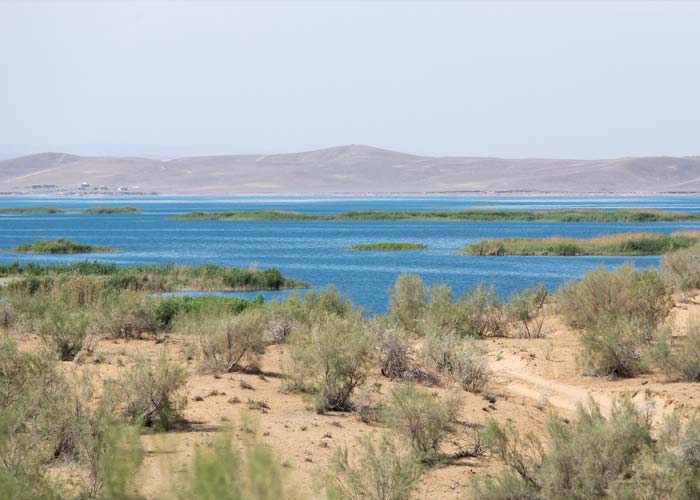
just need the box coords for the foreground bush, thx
[111,352,187,430]
[475,399,653,499]
[34,304,89,360]
[327,434,423,500]
[180,421,294,500]
[389,275,427,332]
[420,333,491,392]
[286,316,375,413]
[651,318,700,382]
[95,291,159,339]
[661,245,700,295]
[578,316,650,377]
[191,310,267,374]
[384,385,460,463]
[506,283,549,338]
[556,264,671,331]
[422,283,504,338]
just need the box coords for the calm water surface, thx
[1,196,699,313]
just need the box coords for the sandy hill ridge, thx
[2,145,700,195]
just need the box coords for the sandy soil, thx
[13,294,700,499]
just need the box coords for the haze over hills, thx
[2,145,700,195]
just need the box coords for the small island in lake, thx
[346,242,429,251]
[10,239,118,254]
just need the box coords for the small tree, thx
[506,283,549,339]
[384,385,460,463]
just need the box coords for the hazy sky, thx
[1,1,699,159]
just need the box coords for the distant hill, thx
[2,145,700,195]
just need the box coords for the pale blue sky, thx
[1,1,699,158]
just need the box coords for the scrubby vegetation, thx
[11,238,117,254]
[346,242,429,251]
[474,399,700,499]
[172,208,700,222]
[0,206,142,215]
[463,231,700,256]
[0,261,307,292]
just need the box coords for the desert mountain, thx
[2,145,700,195]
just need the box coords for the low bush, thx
[34,305,89,360]
[285,316,375,413]
[154,294,263,330]
[420,334,491,393]
[661,245,700,295]
[379,330,413,380]
[556,264,671,331]
[191,310,267,374]
[180,420,293,500]
[578,316,650,378]
[384,385,460,463]
[650,318,700,382]
[506,283,549,339]
[110,352,187,430]
[474,399,653,500]
[389,274,427,332]
[327,434,423,500]
[94,291,159,339]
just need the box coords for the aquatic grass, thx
[0,261,308,292]
[10,239,117,254]
[170,208,700,222]
[461,231,700,256]
[346,242,428,251]
[0,206,141,215]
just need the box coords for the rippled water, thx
[1,196,699,313]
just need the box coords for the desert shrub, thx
[661,245,700,294]
[579,316,650,377]
[556,264,671,331]
[389,274,427,332]
[286,316,375,413]
[353,386,383,424]
[379,330,412,380]
[450,348,491,393]
[154,294,263,330]
[506,283,549,339]
[185,310,267,374]
[95,291,159,339]
[34,304,89,360]
[180,420,292,500]
[327,434,423,500]
[421,283,504,338]
[384,385,460,462]
[650,318,700,382]
[474,399,653,500]
[110,351,187,430]
[420,334,490,392]
[0,303,16,331]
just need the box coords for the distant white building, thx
[117,186,128,192]
[80,182,90,188]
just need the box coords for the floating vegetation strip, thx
[346,242,429,251]
[461,231,700,256]
[10,239,117,254]
[171,209,700,222]
[0,261,308,292]
[0,206,142,214]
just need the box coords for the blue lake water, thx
[1,195,699,313]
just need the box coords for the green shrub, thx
[286,316,375,413]
[389,275,427,332]
[379,330,413,380]
[650,318,700,382]
[420,334,490,393]
[506,283,549,339]
[661,245,700,294]
[180,420,293,500]
[327,434,423,500]
[556,265,671,331]
[474,399,653,500]
[154,295,263,330]
[420,283,504,338]
[95,291,159,339]
[34,305,89,361]
[579,316,650,377]
[111,351,187,430]
[192,310,267,374]
[384,385,460,463]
